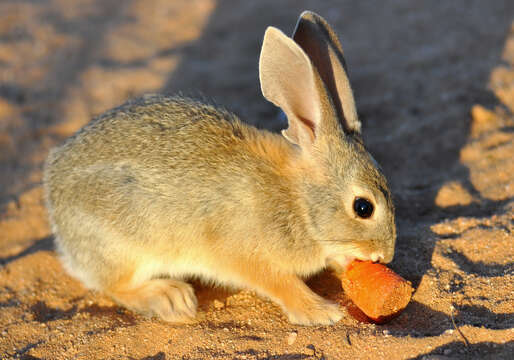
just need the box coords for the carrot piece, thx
[340,260,413,323]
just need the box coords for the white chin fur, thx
[326,255,355,272]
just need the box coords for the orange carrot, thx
[340,260,413,323]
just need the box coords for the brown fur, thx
[44,12,395,326]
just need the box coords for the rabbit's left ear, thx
[259,26,332,149]
[293,11,361,135]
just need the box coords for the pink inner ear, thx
[298,116,316,134]
[297,115,316,142]
[283,115,316,145]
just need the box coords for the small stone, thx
[223,327,229,332]
[343,333,351,346]
[305,345,315,356]
[213,300,225,309]
[443,348,452,355]
[287,331,297,345]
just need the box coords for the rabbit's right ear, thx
[292,11,361,135]
[259,27,333,149]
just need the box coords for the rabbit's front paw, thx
[285,298,342,326]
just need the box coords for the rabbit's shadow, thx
[0,235,54,266]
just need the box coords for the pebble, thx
[287,331,297,345]
[305,345,315,356]
[343,333,351,346]
[213,300,225,309]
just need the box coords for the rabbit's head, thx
[259,11,396,268]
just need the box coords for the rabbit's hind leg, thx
[105,277,198,323]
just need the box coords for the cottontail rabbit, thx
[44,11,396,326]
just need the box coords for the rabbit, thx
[43,11,396,326]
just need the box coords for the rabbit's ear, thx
[292,11,361,135]
[259,26,332,148]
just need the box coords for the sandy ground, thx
[0,1,513,359]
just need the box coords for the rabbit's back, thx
[47,95,249,175]
[46,94,266,199]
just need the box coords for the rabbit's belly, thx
[130,256,243,288]
[132,258,201,283]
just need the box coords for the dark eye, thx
[353,197,374,218]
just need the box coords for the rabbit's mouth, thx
[326,243,384,271]
[326,254,356,273]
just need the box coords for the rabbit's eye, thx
[353,198,374,218]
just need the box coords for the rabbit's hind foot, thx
[106,278,198,323]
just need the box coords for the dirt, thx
[0,1,513,359]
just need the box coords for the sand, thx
[0,1,513,359]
